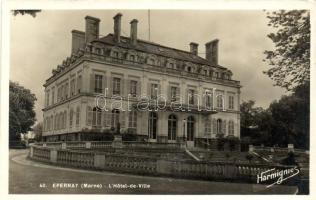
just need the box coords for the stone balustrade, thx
[29,143,293,183]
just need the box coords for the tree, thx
[263,10,310,91]
[33,122,43,142]
[269,82,309,149]
[9,81,37,141]
[12,10,41,17]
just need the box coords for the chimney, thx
[71,30,85,54]
[189,42,198,55]
[85,16,100,43]
[130,19,138,45]
[205,39,219,65]
[113,13,122,43]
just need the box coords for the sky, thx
[10,10,287,123]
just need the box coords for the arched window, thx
[228,120,234,135]
[69,108,74,128]
[128,111,137,129]
[217,119,222,134]
[93,107,102,127]
[168,114,177,141]
[187,116,195,141]
[111,109,120,128]
[148,112,158,139]
[76,107,80,126]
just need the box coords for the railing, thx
[29,143,295,183]
[57,150,94,168]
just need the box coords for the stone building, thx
[42,13,241,148]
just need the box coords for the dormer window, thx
[148,58,155,65]
[113,51,119,58]
[95,48,101,54]
[130,55,135,62]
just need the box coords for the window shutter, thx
[167,85,171,102]
[86,107,92,126]
[90,74,94,93]
[120,111,125,128]
[176,87,180,102]
[102,75,107,94]
[102,111,107,127]
[120,78,125,97]
[109,77,113,97]
[212,119,217,134]
[136,80,141,97]
[158,84,161,97]
[185,88,189,105]
[64,111,67,129]
[147,83,151,98]
[223,120,227,135]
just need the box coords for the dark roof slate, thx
[95,34,226,69]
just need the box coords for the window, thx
[111,109,120,128]
[94,74,103,93]
[130,80,137,97]
[217,119,222,135]
[130,55,135,62]
[228,120,234,135]
[188,89,195,105]
[69,109,74,128]
[86,106,92,126]
[205,91,213,109]
[46,90,50,106]
[217,94,223,109]
[70,79,75,96]
[113,51,119,58]
[187,66,192,72]
[113,77,121,95]
[150,83,158,99]
[54,114,57,130]
[187,116,195,141]
[76,107,80,126]
[170,87,177,102]
[92,107,102,127]
[148,112,157,139]
[77,75,82,93]
[204,69,208,76]
[148,58,155,65]
[228,96,234,110]
[128,111,137,129]
[168,114,177,140]
[63,111,67,129]
[64,82,69,99]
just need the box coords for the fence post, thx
[288,144,294,152]
[94,153,105,169]
[85,142,91,149]
[248,145,254,152]
[61,142,67,149]
[50,149,57,163]
[30,146,34,158]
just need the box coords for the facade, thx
[42,13,241,147]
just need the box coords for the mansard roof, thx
[96,34,226,69]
